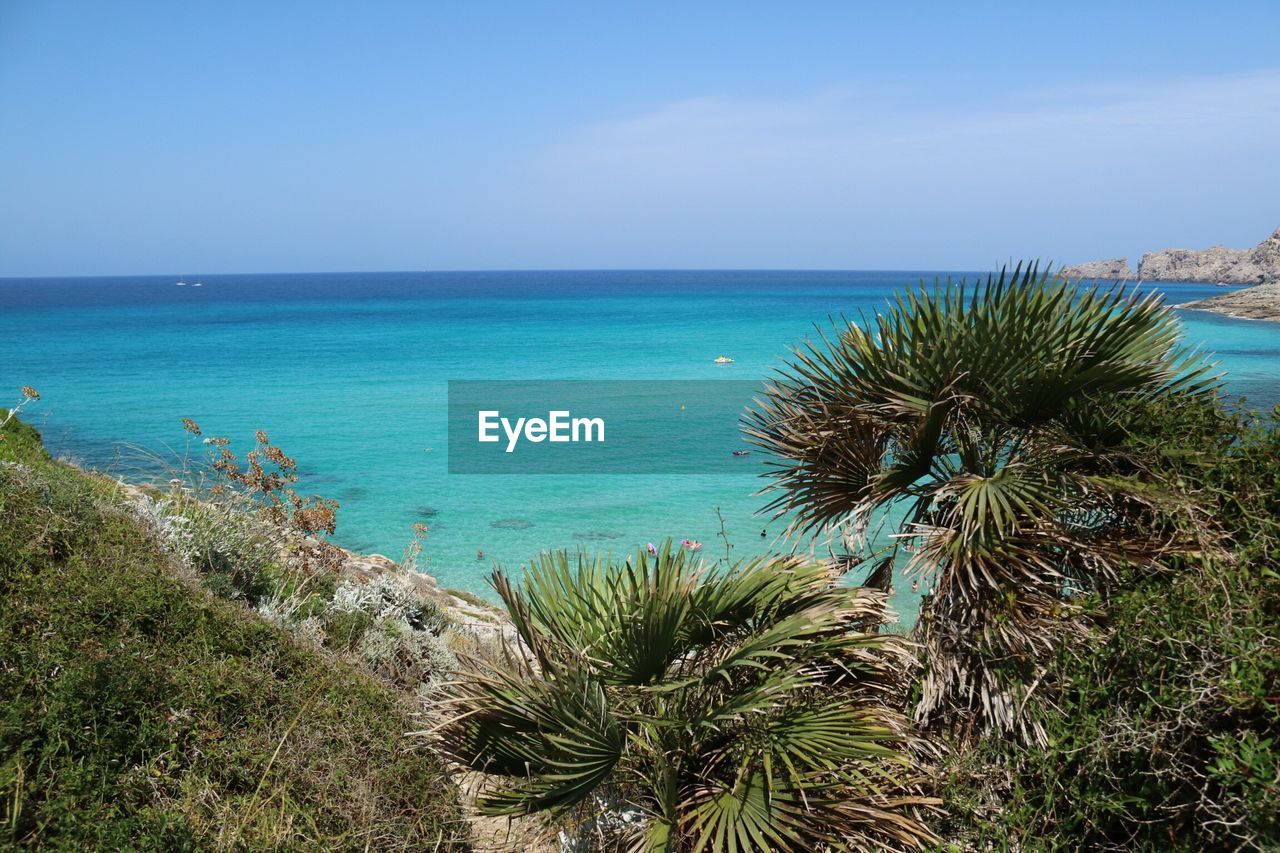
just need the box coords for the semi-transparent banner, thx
[448,380,767,474]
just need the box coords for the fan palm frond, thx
[745,264,1218,743]
[436,543,938,850]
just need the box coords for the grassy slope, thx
[0,412,467,850]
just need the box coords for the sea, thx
[3,271,1278,617]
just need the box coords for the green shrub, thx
[939,398,1280,850]
[322,606,376,651]
[0,406,47,463]
[745,267,1218,744]
[131,490,281,604]
[179,502,277,603]
[355,617,458,697]
[323,576,458,693]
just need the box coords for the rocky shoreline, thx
[1178,282,1280,322]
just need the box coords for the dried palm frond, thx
[745,264,1219,743]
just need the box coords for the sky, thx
[1,1,1279,276]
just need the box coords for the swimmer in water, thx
[476,548,485,561]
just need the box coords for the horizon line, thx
[0,264,1080,282]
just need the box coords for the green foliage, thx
[746,265,1219,743]
[141,420,462,700]
[131,488,285,605]
[318,575,459,695]
[322,606,377,651]
[355,617,458,698]
[178,501,277,603]
[438,542,937,851]
[0,406,47,463]
[0,434,466,848]
[940,398,1280,850]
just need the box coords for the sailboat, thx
[192,280,203,287]
[175,275,187,286]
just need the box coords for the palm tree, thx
[435,542,938,851]
[744,264,1217,744]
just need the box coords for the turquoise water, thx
[3,271,1278,612]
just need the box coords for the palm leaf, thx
[436,542,933,848]
[745,263,1220,743]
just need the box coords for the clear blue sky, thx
[2,1,1278,276]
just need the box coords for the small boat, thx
[192,281,203,287]
[732,450,751,457]
[175,276,187,286]
[714,355,734,364]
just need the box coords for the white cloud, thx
[488,71,1280,268]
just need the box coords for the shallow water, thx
[3,270,1277,616]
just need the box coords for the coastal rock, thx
[1059,258,1133,280]
[1181,282,1280,322]
[1138,227,1280,284]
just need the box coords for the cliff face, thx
[1138,227,1280,284]
[1059,258,1133,280]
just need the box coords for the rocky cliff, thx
[1138,227,1280,284]
[1064,227,1280,285]
[1065,226,1280,321]
[1059,258,1133,279]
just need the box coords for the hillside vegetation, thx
[0,411,467,850]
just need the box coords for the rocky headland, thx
[1139,227,1280,285]
[1058,258,1134,279]
[1066,226,1280,322]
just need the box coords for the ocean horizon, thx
[4,269,1278,616]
